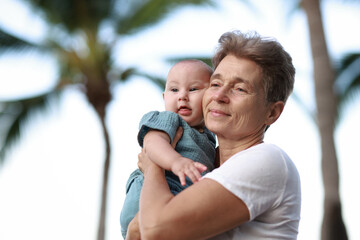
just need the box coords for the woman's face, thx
[203,55,271,141]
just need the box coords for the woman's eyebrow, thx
[210,73,222,80]
[211,73,250,85]
[234,77,249,85]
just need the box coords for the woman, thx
[131,30,301,240]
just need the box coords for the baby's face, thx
[163,62,211,128]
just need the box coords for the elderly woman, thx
[131,31,301,240]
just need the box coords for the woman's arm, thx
[138,151,250,240]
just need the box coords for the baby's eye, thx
[171,88,179,92]
[189,88,198,92]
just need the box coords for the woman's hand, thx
[125,213,140,240]
[137,148,154,174]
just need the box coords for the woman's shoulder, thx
[253,143,297,169]
[231,143,286,160]
[248,143,290,159]
[245,142,284,153]
[222,143,297,177]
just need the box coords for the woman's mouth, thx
[209,109,230,117]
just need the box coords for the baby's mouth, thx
[178,106,192,116]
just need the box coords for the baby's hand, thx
[171,157,207,186]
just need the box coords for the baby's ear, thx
[265,101,284,126]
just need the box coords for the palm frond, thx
[334,53,360,123]
[24,0,116,32]
[116,0,214,35]
[285,0,302,23]
[111,66,164,89]
[119,67,136,81]
[291,91,316,123]
[132,71,166,90]
[0,28,40,54]
[0,92,58,165]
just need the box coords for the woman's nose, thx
[212,87,229,103]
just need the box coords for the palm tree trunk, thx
[96,110,111,240]
[83,69,112,240]
[301,0,347,239]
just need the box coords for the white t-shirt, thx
[204,143,301,240]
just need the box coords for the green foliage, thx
[335,52,360,123]
[24,0,116,32]
[0,92,57,164]
[0,4,217,239]
[0,0,215,165]
[116,0,214,35]
[0,28,40,53]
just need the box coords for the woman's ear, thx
[265,101,284,126]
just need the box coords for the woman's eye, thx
[211,83,220,87]
[235,85,247,93]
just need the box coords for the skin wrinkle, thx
[204,56,268,144]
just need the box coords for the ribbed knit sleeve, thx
[137,111,181,147]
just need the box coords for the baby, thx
[120,59,216,239]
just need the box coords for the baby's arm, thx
[143,129,207,186]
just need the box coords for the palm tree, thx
[0,1,214,240]
[300,0,360,239]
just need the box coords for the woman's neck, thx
[217,135,264,165]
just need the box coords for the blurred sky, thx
[0,0,360,239]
